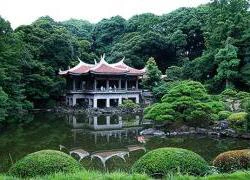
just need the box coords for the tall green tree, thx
[141,57,162,90]
[214,42,240,88]
[0,16,33,123]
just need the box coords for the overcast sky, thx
[0,0,210,28]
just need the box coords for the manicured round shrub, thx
[218,111,232,120]
[132,148,209,176]
[9,150,83,178]
[213,149,250,172]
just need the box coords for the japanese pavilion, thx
[59,54,145,108]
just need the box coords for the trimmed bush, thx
[132,148,209,176]
[213,149,250,172]
[8,150,83,178]
[218,111,232,120]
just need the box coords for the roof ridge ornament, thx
[77,57,83,64]
[121,57,125,63]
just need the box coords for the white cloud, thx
[0,0,210,28]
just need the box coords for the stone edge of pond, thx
[50,106,144,115]
[140,127,250,140]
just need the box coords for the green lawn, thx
[1,171,250,180]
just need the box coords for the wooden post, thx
[106,80,109,90]
[125,80,127,90]
[136,79,138,90]
[106,98,110,108]
[119,79,121,89]
[93,98,98,108]
[94,79,97,90]
[73,79,76,91]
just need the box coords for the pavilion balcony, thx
[67,88,142,94]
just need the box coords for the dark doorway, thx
[110,99,119,107]
[97,99,106,108]
[128,97,136,103]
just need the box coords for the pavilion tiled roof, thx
[59,55,145,76]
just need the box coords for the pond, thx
[0,112,249,173]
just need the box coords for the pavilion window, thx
[109,80,119,90]
[121,80,126,89]
[127,80,136,90]
[96,80,106,90]
[75,79,82,90]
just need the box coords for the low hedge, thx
[213,149,250,172]
[132,147,209,176]
[8,150,83,178]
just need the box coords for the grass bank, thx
[1,171,250,180]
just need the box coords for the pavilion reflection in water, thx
[68,114,145,144]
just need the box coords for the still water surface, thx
[0,112,249,173]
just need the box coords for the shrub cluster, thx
[228,112,247,131]
[132,147,209,176]
[8,150,83,178]
[213,149,250,172]
[120,99,139,109]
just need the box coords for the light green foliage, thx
[145,81,225,124]
[228,112,247,132]
[119,99,139,109]
[8,150,83,178]
[132,148,209,176]
[228,112,247,122]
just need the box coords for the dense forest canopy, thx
[0,0,250,124]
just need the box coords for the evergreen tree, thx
[214,41,240,89]
[141,57,162,90]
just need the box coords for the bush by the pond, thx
[8,150,83,177]
[120,99,139,109]
[228,112,247,131]
[213,149,250,172]
[218,111,232,120]
[144,80,226,124]
[228,112,247,122]
[132,147,209,176]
